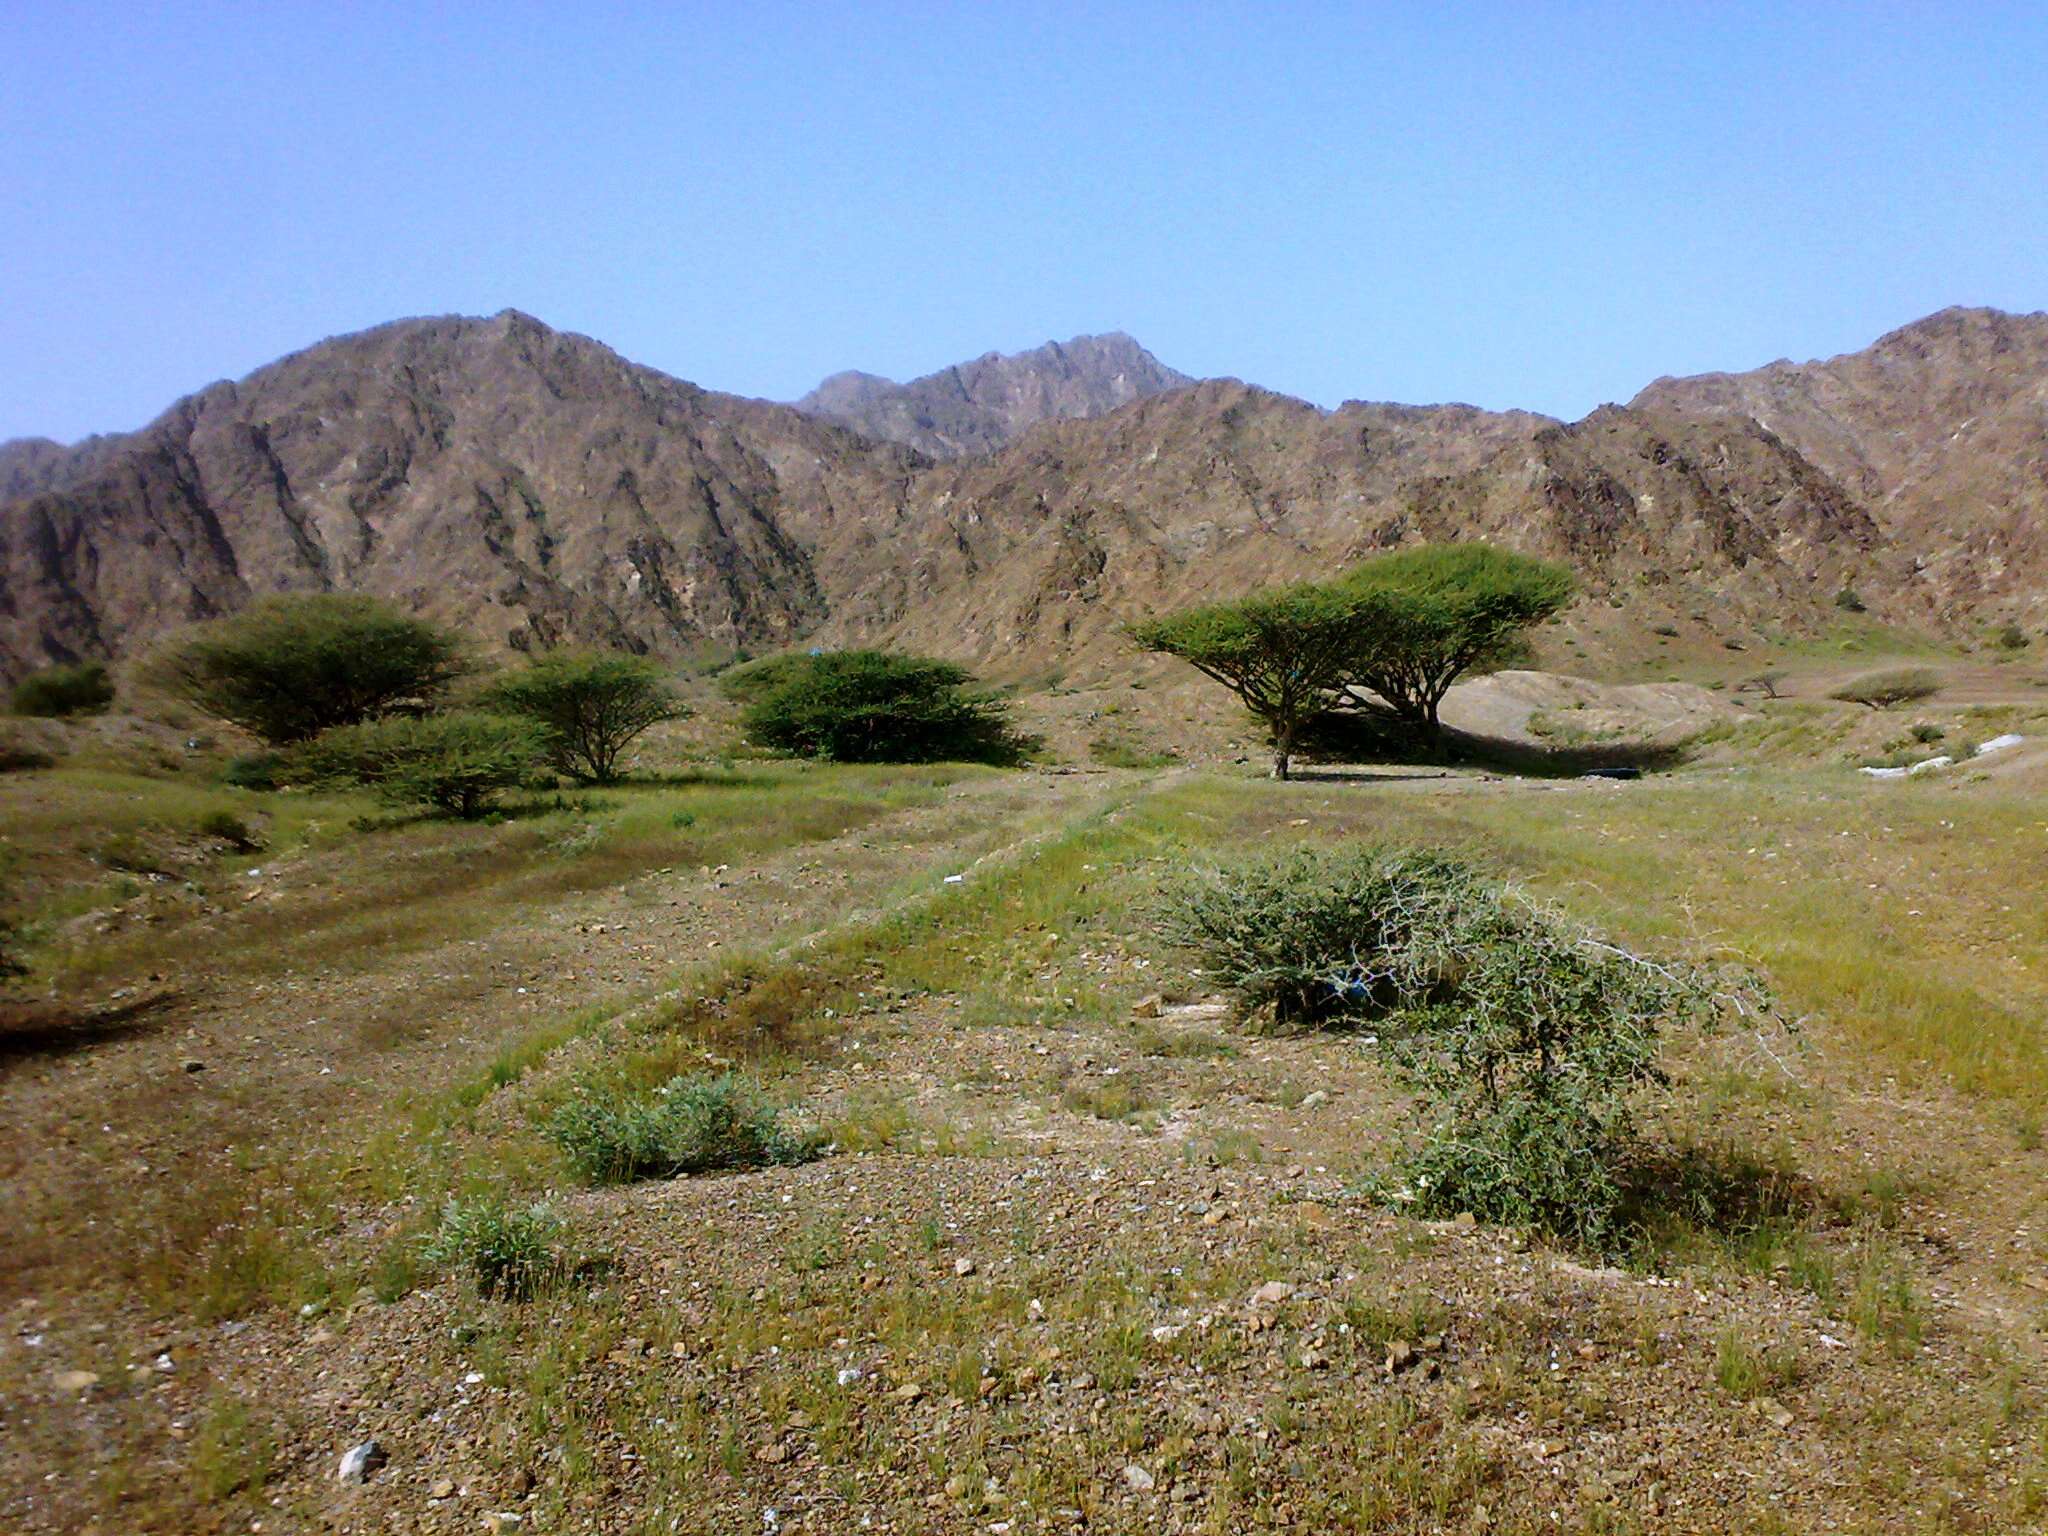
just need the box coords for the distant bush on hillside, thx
[419,1195,571,1301]
[1994,623,2030,652]
[1735,670,1786,700]
[482,651,687,783]
[11,661,114,718]
[1156,845,1769,1251]
[548,1072,814,1184]
[149,594,469,745]
[1834,587,1867,613]
[1829,668,1940,710]
[293,713,546,818]
[725,650,1029,764]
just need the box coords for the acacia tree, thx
[1134,545,1574,773]
[1334,545,1574,746]
[483,652,687,783]
[150,594,470,744]
[1130,582,1383,780]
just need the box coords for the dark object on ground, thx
[1582,766,1642,780]
[11,661,114,718]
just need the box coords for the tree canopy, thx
[1133,544,1573,776]
[1128,582,1381,780]
[1333,544,1575,738]
[149,594,470,745]
[726,649,1027,764]
[483,651,687,783]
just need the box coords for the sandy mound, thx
[1439,669,1733,746]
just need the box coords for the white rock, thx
[1122,1464,1156,1492]
[336,1439,385,1483]
[1978,733,2025,756]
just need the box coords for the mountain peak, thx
[795,332,1193,458]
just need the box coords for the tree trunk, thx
[1272,748,1290,781]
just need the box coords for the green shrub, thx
[548,1072,813,1184]
[1829,668,1940,709]
[1908,722,1946,744]
[1834,587,1866,613]
[418,1195,569,1300]
[293,713,546,818]
[11,660,114,717]
[1156,846,1765,1251]
[1994,623,2030,652]
[196,809,264,852]
[481,651,687,782]
[220,753,283,790]
[148,594,469,745]
[1154,846,1489,1025]
[725,650,1028,764]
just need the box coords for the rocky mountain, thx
[1632,306,2048,623]
[3,305,2044,685]
[0,311,919,679]
[794,332,1192,458]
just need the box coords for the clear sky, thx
[2,2,2044,444]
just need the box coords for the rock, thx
[1299,1349,1329,1370]
[1122,1464,1156,1492]
[953,1257,977,1277]
[1385,1340,1417,1374]
[182,1059,206,1073]
[431,1479,456,1499]
[483,1514,523,1534]
[337,1440,386,1483]
[836,1366,863,1386]
[1300,1090,1328,1109]
[1250,1281,1295,1307]
[755,1442,789,1464]
[1758,1397,1796,1429]
[1453,1211,1478,1229]
[1132,994,1163,1018]
[53,1369,99,1393]
[892,1382,924,1402]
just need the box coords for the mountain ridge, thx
[3,305,2044,684]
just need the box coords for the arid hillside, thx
[3,306,2045,683]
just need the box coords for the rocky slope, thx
[794,332,1192,458]
[0,312,919,678]
[3,306,2044,683]
[1633,306,2048,625]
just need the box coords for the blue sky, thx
[2,2,2043,443]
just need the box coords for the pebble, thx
[54,1369,99,1393]
[1122,1464,1156,1492]
[954,1257,977,1277]
[1250,1281,1295,1306]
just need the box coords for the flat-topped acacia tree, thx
[1130,580,1382,780]
[1333,544,1575,745]
[1133,544,1573,775]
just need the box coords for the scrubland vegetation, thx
[4,595,2048,1533]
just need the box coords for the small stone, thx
[182,1059,206,1073]
[482,1515,523,1534]
[954,1258,977,1277]
[1202,1206,1229,1227]
[836,1367,863,1386]
[1132,994,1163,1019]
[54,1369,99,1393]
[1420,1334,1446,1353]
[1299,1349,1329,1370]
[1300,1090,1328,1109]
[431,1479,456,1499]
[1386,1340,1417,1373]
[1250,1281,1295,1307]
[1533,1438,1568,1460]
[1453,1211,1478,1229]
[1122,1464,1156,1492]
[337,1440,386,1483]
[755,1442,789,1464]
[1758,1397,1796,1430]
[893,1382,924,1402]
